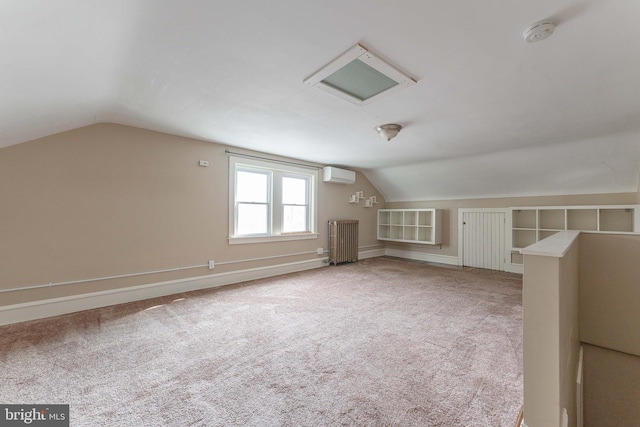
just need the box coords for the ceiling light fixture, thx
[523,19,555,42]
[376,124,402,141]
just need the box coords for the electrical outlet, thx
[317,248,324,255]
[208,260,215,269]
[199,160,209,167]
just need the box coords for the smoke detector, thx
[523,20,555,43]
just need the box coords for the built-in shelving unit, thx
[508,205,640,269]
[377,209,442,245]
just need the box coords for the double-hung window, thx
[229,156,317,244]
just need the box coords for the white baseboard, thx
[0,258,326,326]
[385,248,525,274]
[384,248,460,266]
[359,248,385,259]
[506,263,524,275]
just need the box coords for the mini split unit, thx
[323,167,356,184]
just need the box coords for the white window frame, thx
[229,156,318,244]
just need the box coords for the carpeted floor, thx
[0,257,523,426]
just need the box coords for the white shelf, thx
[508,205,640,267]
[377,209,442,245]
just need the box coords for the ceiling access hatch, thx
[304,44,416,106]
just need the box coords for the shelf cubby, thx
[417,226,432,241]
[511,251,524,265]
[539,209,565,230]
[390,225,404,240]
[599,208,634,232]
[418,211,432,226]
[404,226,417,240]
[513,229,537,249]
[539,230,561,241]
[513,209,536,229]
[378,211,390,225]
[390,211,403,226]
[405,211,417,226]
[567,209,597,231]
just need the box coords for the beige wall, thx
[0,123,384,306]
[386,193,636,258]
[579,233,640,356]
[579,233,640,426]
[582,343,640,427]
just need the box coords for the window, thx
[229,156,317,244]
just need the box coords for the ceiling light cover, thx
[376,124,402,141]
[321,59,399,100]
[304,44,416,106]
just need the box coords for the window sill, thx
[228,233,319,245]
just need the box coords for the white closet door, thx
[462,211,506,271]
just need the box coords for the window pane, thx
[283,205,307,233]
[282,176,307,205]
[237,171,268,203]
[237,203,268,235]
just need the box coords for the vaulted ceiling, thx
[2,0,640,201]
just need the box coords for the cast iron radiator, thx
[328,220,359,265]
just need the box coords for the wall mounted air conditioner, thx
[323,167,356,184]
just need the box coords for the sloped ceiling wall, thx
[1,0,640,201]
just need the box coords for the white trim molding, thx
[384,248,459,266]
[359,248,385,259]
[0,258,326,326]
[506,263,524,275]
